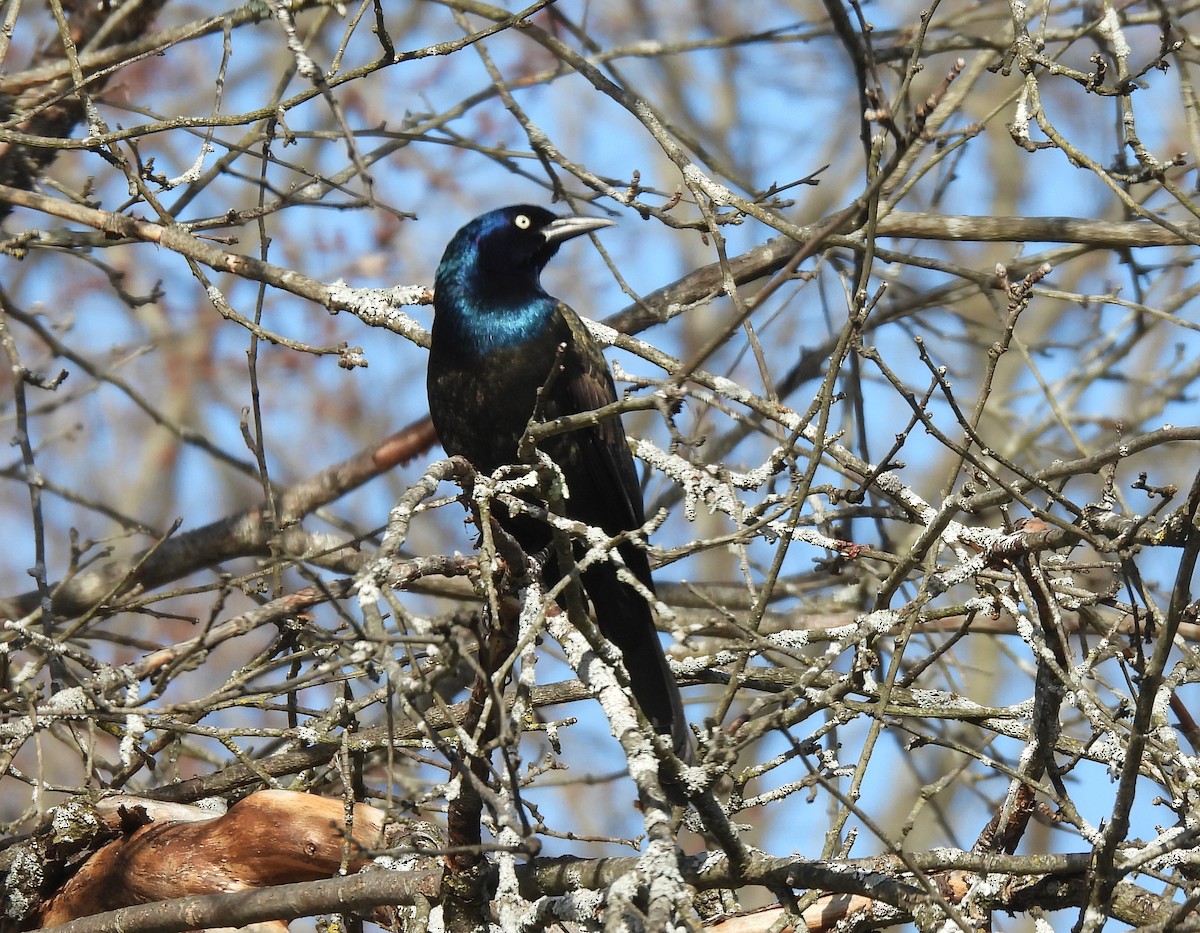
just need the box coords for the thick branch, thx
[0,417,436,620]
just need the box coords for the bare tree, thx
[2,1,1200,930]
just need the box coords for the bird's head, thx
[435,205,614,303]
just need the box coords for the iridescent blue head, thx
[432,205,614,351]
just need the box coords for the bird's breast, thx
[427,326,565,473]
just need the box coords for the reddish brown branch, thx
[0,417,436,620]
[30,790,441,928]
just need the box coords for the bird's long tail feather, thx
[582,563,693,763]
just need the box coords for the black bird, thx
[427,205,691,762]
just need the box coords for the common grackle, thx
[427,205,691,763]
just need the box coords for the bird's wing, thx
[549,303,649,538]
[554,307,686,751]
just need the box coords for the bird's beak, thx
[542,215,616,245]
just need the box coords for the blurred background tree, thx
[1,1,1199,930]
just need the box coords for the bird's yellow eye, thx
[514,214,531,230]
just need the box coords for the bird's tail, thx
[581,563,693,764]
